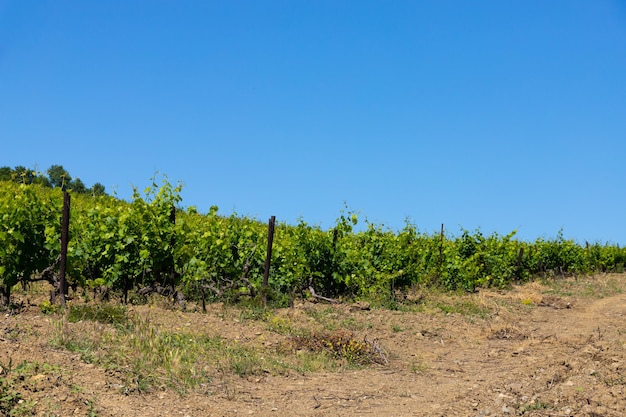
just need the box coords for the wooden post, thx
[58,190,70,306]
[262,216,276,305]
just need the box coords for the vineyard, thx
[1,178,624,308]
[3,178,626,416]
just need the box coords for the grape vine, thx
[1,178,625,308]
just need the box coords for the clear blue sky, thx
[1,1,625,244]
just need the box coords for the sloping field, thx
[2,274,625,416]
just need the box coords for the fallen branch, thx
[309,286,340,304]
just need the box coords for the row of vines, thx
[1,179,625,307]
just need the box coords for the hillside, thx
[2,274,625,416]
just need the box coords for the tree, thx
[33,176,51,187]
[90,182,107,196]
[14,166,35,184]
[47,165,71,188]
[0,166,12,181]
[70,178,87,193]
[0,166,49,186]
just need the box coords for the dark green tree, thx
[47,165,71,188]
[90,182,107,196]
[70,178,87,193]
[14,166,35,184]
[31,171,51,187]
[0,166,12,181]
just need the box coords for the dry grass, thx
[46,302,392,396]
[286,330,388,366]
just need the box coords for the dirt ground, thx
[2,274,626,416]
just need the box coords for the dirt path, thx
[2,277,625,416]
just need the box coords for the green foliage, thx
[0,182,60,305]
[180,207,266,302]
[2,173,626,306]
[39,300,61,315]
[440,229,522,290]
[1,164,106,195]
[435,299,490,318]
[68,175,183,296]
[47,164,72,188]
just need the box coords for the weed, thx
[50,303,389,395]
[39,300,61,315]
[409,359,428,374]
[304,306,336,322]
[602,375,626,386]
[226,348,262,377]
[67,304,128,328]
[3,326,24,342]
[50,309,293,394]
[0,359,22,415]
[289,350,338,373]
[215,368,238,400]
[303,306,360,331]
[339,317,372,331]
[518,400,550,415]
[0,359,59,416]
[86,399,98,417]
[266,315,294,334]
[435,299,490,318]
[50,314,100,363]
[287,330,388,366]
[238,304,271,321]
[544,274,626,300]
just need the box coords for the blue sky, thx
[1,1,625,244]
